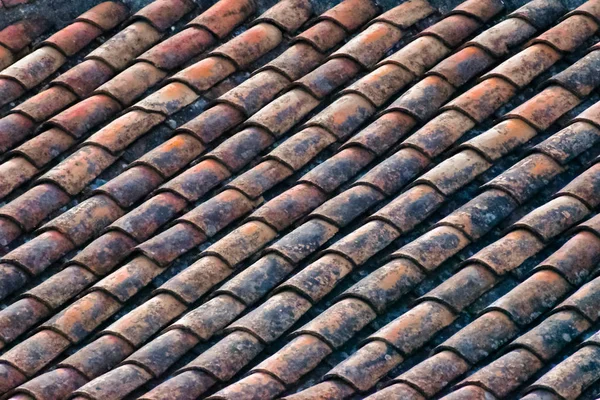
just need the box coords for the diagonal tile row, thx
[0,1,130,107]
[0,0,254,200]
[0,18,51,71]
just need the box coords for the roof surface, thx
[0,0,599,399]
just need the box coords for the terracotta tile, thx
[553,276,600,322]
[470,229,545,275]
[282,381,356,400]
[71,364,152,400]
[458,349,543,398]
[157,158,231,202]
[356,147,430,195]
[209,372,285,399]
[178,103,244,144]
[304,94,376,139]
[131,82,197,116]
[381,36,445,78]
[316,0,378,32]
[207,127,274,171]
[536,121,600,165]
[41,21,102,57]
[299,147,374,193]
[187,0,255,39]
[136,223,206,266]
[139,370,216,400]
[342,64,414,107]
[414,150,492,196]
[75,2,129,31]
[124,329,198,377]
[545,50,600,97]
[13,128,76,168]
[69,230,137,275]
[532,14,599,53]
[326,342,401,391]
[461,119,538,163]
[3,230,72,275]
[0,158,39,200]
[0,114,35,153]
[253,0,312,33]
[131,134,205,178]
[96,62,167,106]
[393,351,470,397]
[204,220,277,267]
[444,77,517,123]
[296,58,360,99]
[562,0,600,23]
[0,79,25,106]
[295,298,375,348]
[343,257,424,313]
[508,0,565,29]
[45,94,122,138]
[59,335,132,379]
[330,22,403,69]
[168,295,245,339]
[0,264,27,300]
[310,185,384,228]
[215,254,293,305]
[484,153,564,204]
[431,46,495,87]
[90,258,164,302]
[261,43,325,81]
[94,165,164,208]
[0,18,50,53]
[86,21,162,71]
[226,160,294,199]
[437,189,518,240]
[514,196,589,241]
[37,146,116,195]
[372,0,434,28]
[249,183,327,230]
[327,220,399,265]
[506,86,581,131]
[443,385,499,400]
[344,112,416,156]
[372,185,445,233]
[40,195,124,245]
[131,0,195,32]
[483,44,561,88]
[293,21,346,53]
[1,330,71,376]
[403,110,476,158]
[212,23,284,69]
[419,15,480,47]
[465,18,537,57]
[26,265,96,309]
[218,70,290,116]
[556,162,600,208]
[266,219,338,263]
[13,368,87,400]
[0,183,70,232]
[157,255,231,304]
[12,86,77,122]
[0,361,26,394]
[0,298,50,344]
[366,383,426,400]
[0,47,66,89]
[278,253,353,303]
[253,335,332,385]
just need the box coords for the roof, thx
[0,0,599,399]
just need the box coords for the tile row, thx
[0,0,255,198]
[0,1,504,398]
[0,0,378,353]
[0,18,51,71]
[0,1,130,107]
[213,29,600,400]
